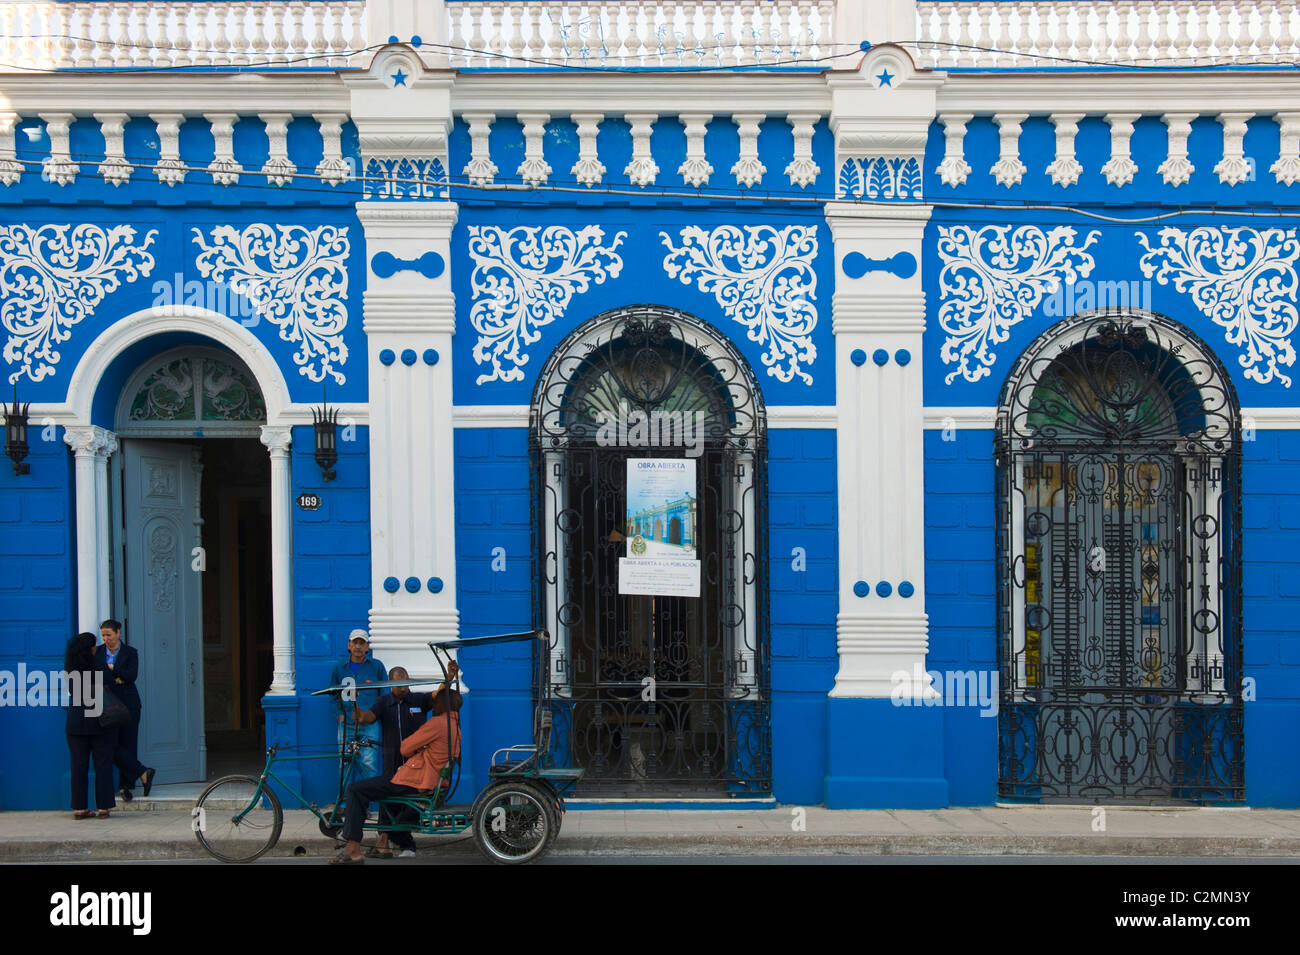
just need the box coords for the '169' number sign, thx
[296,493,322,511]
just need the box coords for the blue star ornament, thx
[876,68,895,88]
[391,68,408,87]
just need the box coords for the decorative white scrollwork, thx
[660,224,819,385]
[1137,226,1300,387]
[192,223,351,385]
[1,223,158,384]
[937,225,1100,385]
[837,157,922,200]
[467,225,626,385]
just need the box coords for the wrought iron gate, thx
[530,306,771,794]
[995,311,1243,803]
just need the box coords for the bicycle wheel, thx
[471,782,557,865]
[194,775,283,863]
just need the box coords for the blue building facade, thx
[1,0,1297,810]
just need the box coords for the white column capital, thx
[259,425,293,456]
[63,425,116,458]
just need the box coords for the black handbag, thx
[98,689,131,728]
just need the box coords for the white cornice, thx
[923,406,997,429]
[0,75,350,114]
[936,73,1300,117]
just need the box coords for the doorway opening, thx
[112,347,272,783]
[531,306,770,796]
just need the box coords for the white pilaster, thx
[357,201,461,677]
[64,426,116,634]
[827,44,938,701]
[260,425,295,694]
[827,205,932,699]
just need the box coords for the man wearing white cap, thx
[330,629,387,784]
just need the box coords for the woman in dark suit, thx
[65,632,116,819]
[95,619,154,801]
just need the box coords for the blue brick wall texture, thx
[768,429,838,804]
[287,424,373,802]
[924,428,999,806]
[0,428,78,810]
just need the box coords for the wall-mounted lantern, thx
[4,385,30,475]
[311,390,339,482]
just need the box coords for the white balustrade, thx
[1,1,1292,73]
[442,1,838,68]
[914,1,1300,68]
[0,1,366,71]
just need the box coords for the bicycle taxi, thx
[193,630,582,864]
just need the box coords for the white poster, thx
[619,458,700,597]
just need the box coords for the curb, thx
[4,834,1300,861]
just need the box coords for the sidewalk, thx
[3,803,1300,861]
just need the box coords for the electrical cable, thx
[6,149,1300,224]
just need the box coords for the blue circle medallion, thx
[404,576,420,593]
[853,580,870,598]
[383,576,400,593]
[423,349,439,366]
[427,577,444,593]
[875,581,893,598]
[401,348,417,366]
[873,349,889,366]
[379,349,396,366]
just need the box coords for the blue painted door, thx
[123,440,205,783]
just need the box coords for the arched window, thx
[530,305,769,793]
[996,311,1242,803]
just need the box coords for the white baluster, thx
[268,4,288,64]
[288,4,306,59]
[465,3,483,67]
[247,3,267,64]
[173,3,194,67]
[1226,4,1242,60]
[1247,2,1263,59]
[209,3,230,66]
[349,2,365,59]
[308,2,327,63]
[1264,2,1283,61]
[231,2,251,66]
[69,3,90,68]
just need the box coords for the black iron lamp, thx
[4,384,30,476]
[311,388,339,481]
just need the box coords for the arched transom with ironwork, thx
[116,347,267,438]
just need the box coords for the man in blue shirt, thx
[330,630,386,786]
[353,661,458,857]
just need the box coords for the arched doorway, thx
[531,305,770,794]
[111,346,273,782]
[996,310,1243,803]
